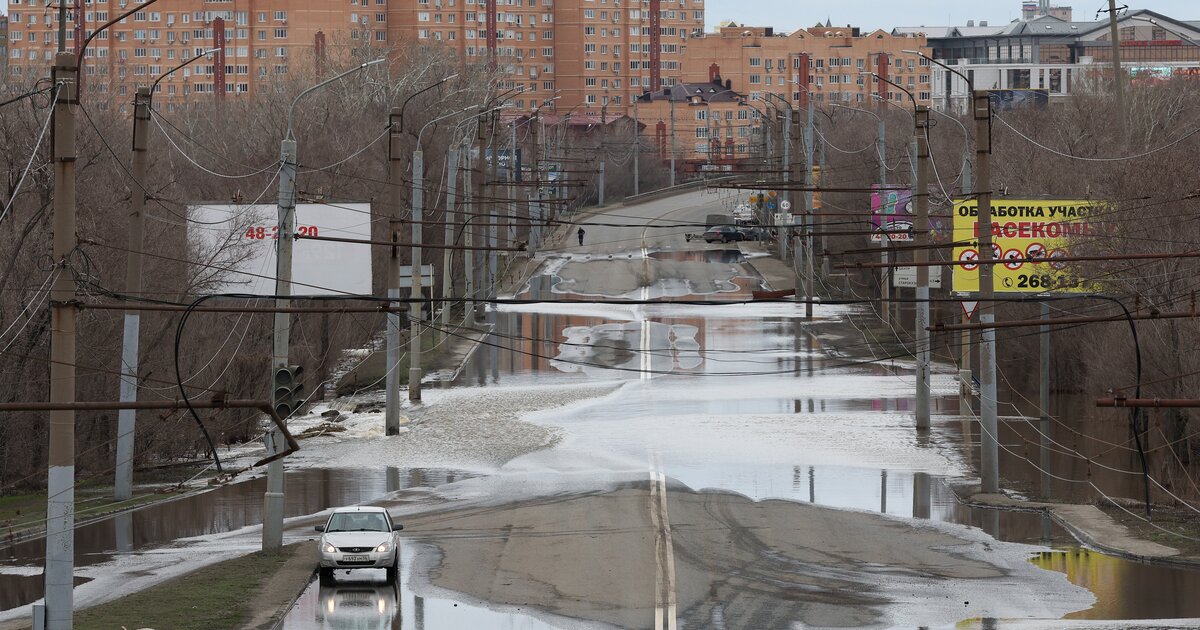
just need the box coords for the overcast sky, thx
[702,1,1200,33]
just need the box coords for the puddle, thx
[1032,547,1200,619]
[0,467,471,612]
[281,542,564,630]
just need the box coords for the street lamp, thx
[902,49,971,114]
[408,105,481,400]
[113,45,222,505]
[264,57,385,554]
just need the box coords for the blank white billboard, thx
[187,202,373,296]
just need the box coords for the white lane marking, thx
[648,459,677,630]
[650,463,664,630]
[657,470,678,630]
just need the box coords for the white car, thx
[315,506,403,584]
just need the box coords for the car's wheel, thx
[319,567,335,585]
[385,553,399,584]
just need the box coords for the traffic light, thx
[273,364,305,418]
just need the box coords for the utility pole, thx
[633,97,640,196]
[598,160,606,207]
[914,106,931,430]
[1107,0,1126,132]
[263,133,297,555]
[463,141,476,327]
[441,147,458,342]
[803,97,815,319]
[817,121,828,279]
[961,143,974,416]
[1040,301,1052,498]
[114,86,151,501]
[531,112,541,254]
[669,97,676,187]
[385,108,403,433]
[878,118,891,329]
[780,104,791,261]
[409,143,425,402]
[45,50,78,630]
[509,119,518,245]
[974,90,999,494]
[488,116,499,300]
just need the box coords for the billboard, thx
[871,185,914,242]
[988,89,1049,111]
[952,199,1095,294]
[187,202,373,296]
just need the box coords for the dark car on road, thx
[703,225,746,243]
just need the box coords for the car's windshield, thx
[326,512,389,532]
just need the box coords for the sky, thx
[702,0,1200,33]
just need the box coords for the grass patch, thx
[2,489,184,540]
[75,543,304,630]
[1101,504,1200,558]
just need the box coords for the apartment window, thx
[274,28,287,38]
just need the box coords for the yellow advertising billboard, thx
[952,199,1096,293]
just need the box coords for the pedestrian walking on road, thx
[577,227,585,246]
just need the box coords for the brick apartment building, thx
[635,80,756,173]
[0,15,8,81]
[682,22,932,110]
[4,0,703,115]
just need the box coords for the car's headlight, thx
[322,542,337,554]
[374,541,392,553]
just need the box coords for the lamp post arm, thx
[81,0,165,59]
[151,48,220,93]
[287,58,386,139]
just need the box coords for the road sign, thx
[398,264,434,289]
[893,266,943,288]
[961,300,979,319]
[958,248,979,271]
[780,200,792,211]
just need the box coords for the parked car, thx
[738,226,771,242]
[703,225,746,244]
[316,506,404,584]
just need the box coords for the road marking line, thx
[657,471,678,630]
[649,463,664,630]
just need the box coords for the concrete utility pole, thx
[509,119,518,245]
[45,50,78,630]
[598,160,606,207]
[263,135,296,554]
[530,113,540,254]
[1107,0,1126,131]
[441,147,459,341]
[410,144,426,402]
[974,90,1000,493]
[114,87,151,502]
[385,108,403,433]
[487,117,499,300]
[1040,301,1052,498]
[632,98,640,196]
[803,97,815,319]
[961,141,974,416]
[464,142,476,327]
[780,104,792,260]
[878,117,891,329]
[669,97,677,187]
[914,106,931,430]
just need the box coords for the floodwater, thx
[0,467,469,611]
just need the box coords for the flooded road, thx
[0,468,469,611]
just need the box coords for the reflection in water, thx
[1031,548,1200,620]
[0,468,470,612]
[284,578,401,630]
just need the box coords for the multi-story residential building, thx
[634,79,756,172]
[896,8,1200,113]
[680,22,932,110]
[4,0,385,108]
[1,15,8,83]
[388,0,704,115]
[4,0,705,116]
